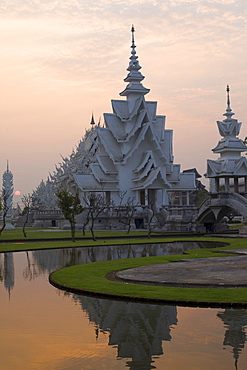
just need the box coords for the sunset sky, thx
[1,0,247,202]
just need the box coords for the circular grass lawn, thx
[49,245,247,308]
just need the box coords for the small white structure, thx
[2,162,15,230]
[196,86,247,232]
[205,85,247,193]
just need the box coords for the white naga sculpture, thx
[2,162,15,230]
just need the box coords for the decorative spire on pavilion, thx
[223,85,235,121]
[120,25,150,98]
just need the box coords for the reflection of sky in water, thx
[0,243,247,369]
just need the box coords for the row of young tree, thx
[2,187,211,240]
[0,188,159,241]
[55,189,158,241]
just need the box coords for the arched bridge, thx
[197,192,247,225]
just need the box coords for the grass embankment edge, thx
[50,237,247,307]
[0,236,205,253]
[0,229,201,253]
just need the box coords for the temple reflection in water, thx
[3,253,14,298]
[217,309,247,370]
[1,246,247,369]
[74,295,177,370]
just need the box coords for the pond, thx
[0,241,247,369]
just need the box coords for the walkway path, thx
[116,250,247,288]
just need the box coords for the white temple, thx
[51,26,196,230]
[205,85,247,194]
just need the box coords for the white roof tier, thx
[132,168,172,190]
[90,163,118,183]
[97,155,117,174]
[168,173,196,189]
[213,137,247,153]
[97,128,123,162]
[166,164,181,182]
[206,157,247,178]
[104,113,127,140]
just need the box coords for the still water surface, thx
[0,241,247,370]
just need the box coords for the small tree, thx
[21,194,33,237]
[56,189,84,242]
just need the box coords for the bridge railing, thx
[197,191,247,221]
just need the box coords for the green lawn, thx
[0,227,148,241]
[0,228,201,253]
[2,228,247,305]
[227,223,244,229]
[50,237,247,306]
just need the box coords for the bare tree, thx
[21,194,33,237]
[23,251,39,281]
[115,191,136,233]
[81,208,91,236]
[82,192,112,241]
[147,201,157,239]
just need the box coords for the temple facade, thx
[50,27,196,230]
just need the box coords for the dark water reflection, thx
[73,295,177,370]
[0,241,247,369]
[2,241,221,284]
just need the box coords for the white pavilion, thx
[205,85,247,194]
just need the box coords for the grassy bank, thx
[2,229,247,305]
[50,237,247,306]
[0,228,148,241]
[0,228,202,253]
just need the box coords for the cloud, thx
[1,0,247,194]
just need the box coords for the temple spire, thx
[7,160,9,173]
[90,113,95,125]
[131,24,135,47]
[120,25,150,99]
[127,24,141,74]
[227,85,231,109]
